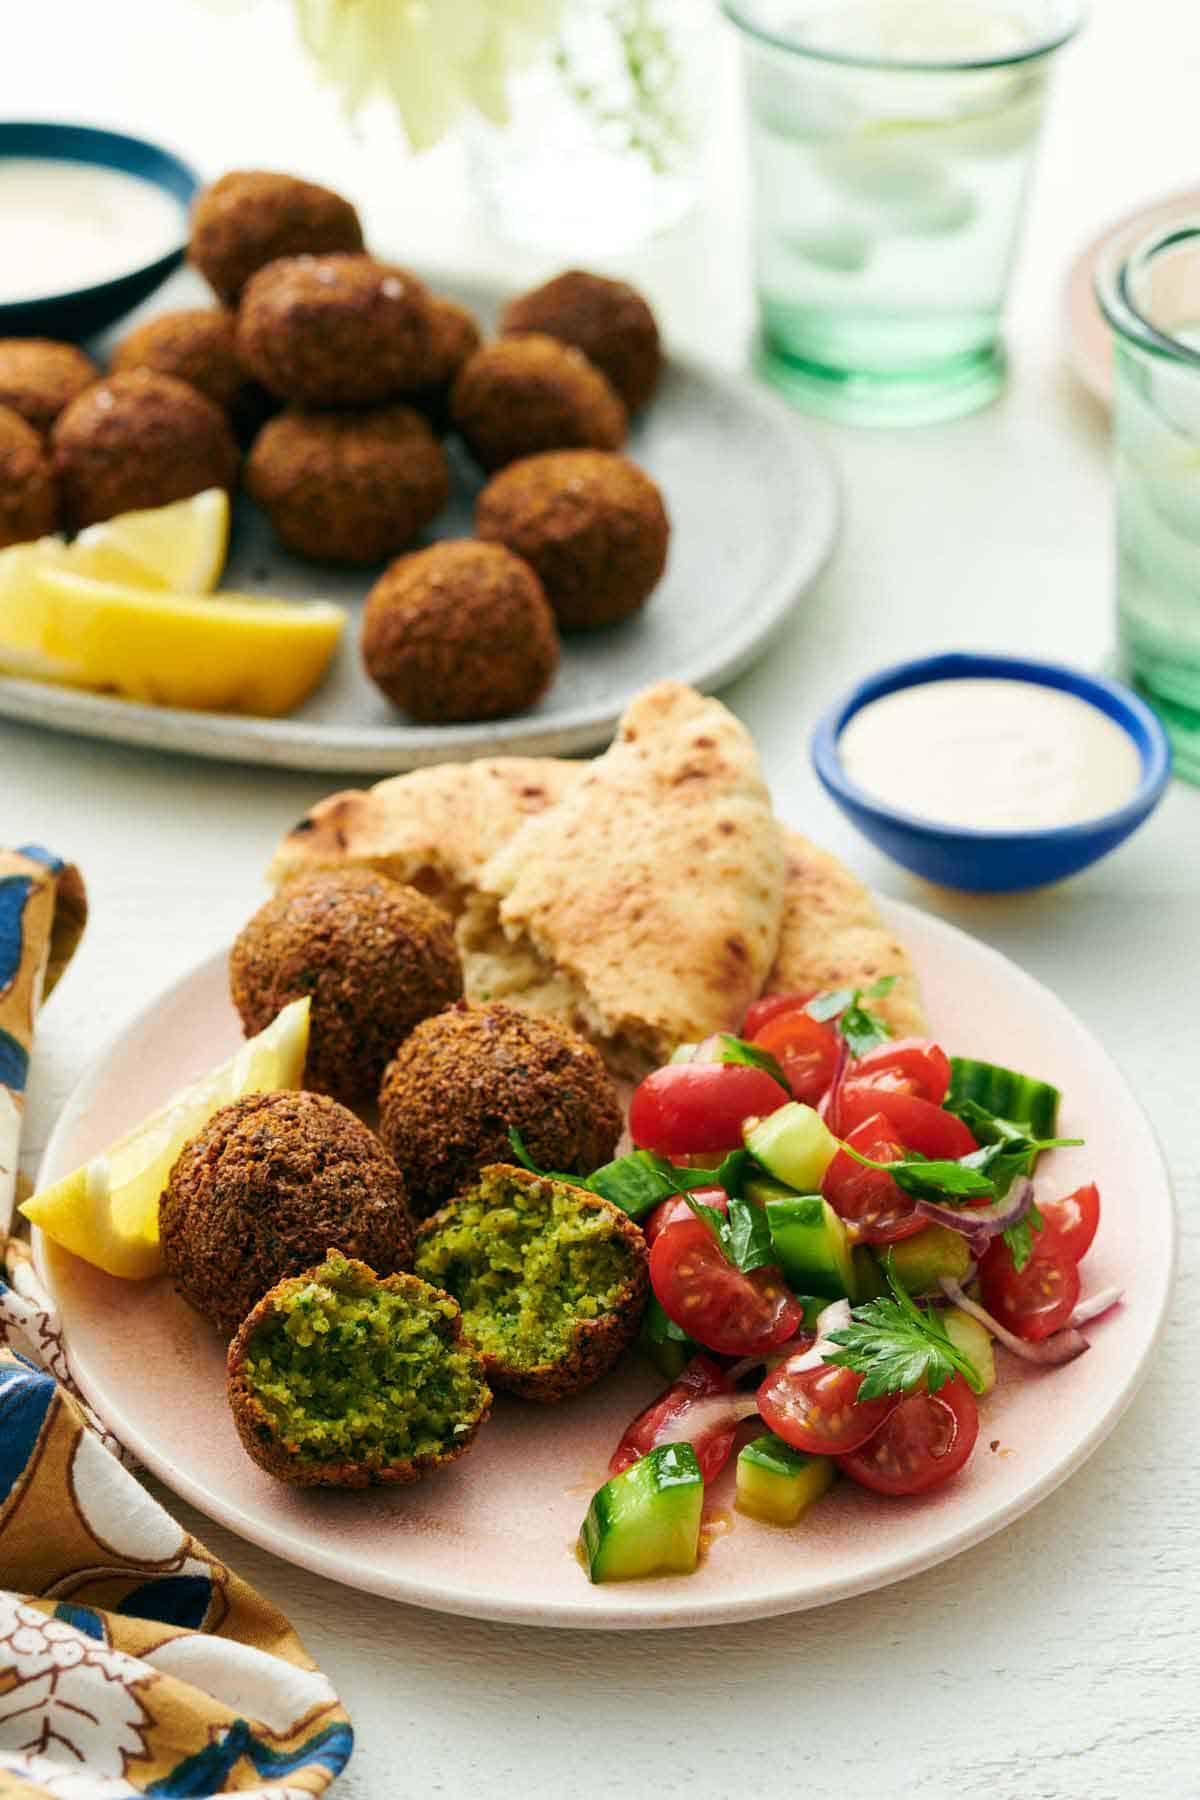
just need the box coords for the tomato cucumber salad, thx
[514,979,1121,1586]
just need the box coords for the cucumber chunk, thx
[637,1294,696,1379]
[944,1308,997,1394]
[947,1058,1060,1137]
[736,1433,835,1525]
[852,1244,888,1301]
[745,1102,839,1192]
[766,1193,856,1299]
[882,1224,973,1295]
[579,1444,704,1583]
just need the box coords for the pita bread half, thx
[458,682,786,1075]
[267,757,584,914]
[765,829,927,1036]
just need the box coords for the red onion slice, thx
[915,1176,1035,1260]
[649,1392,762,1451]
[938,1276,1090,1366]
[1068,1286,1124,1327]
[727,1300,850,1383]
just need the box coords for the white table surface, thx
[5,3,1200,1795]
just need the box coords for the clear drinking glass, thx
[723,0,1082,425]
[1097,222,1200,784]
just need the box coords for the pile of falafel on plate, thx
[159,863,648,1489]
[0,168,673,726]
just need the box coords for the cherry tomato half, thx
[836,1086,978,1159]
[845,1038,951,1106]
[610,1354,737,1483]
[758,1356,897,1456]
[643,1187,728,1248]
[821,1113,927,1244]
[1036,1183,1100,1264]
[629,1063,788,1157]
[750,1006,841,1106]
[742,991,813,1038]
[836,1375,979,1496]
[979,1239,1081,1342]
[649,1217,805,1357]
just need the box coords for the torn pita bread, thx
[765,830,927,1036]
[267,757,584,913]
[457,682,786,1075]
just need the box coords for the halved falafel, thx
[475,450,669,631]
[111,308,274,444]
[450,333,627,474]
[160,1089,413,1340]
[360,539,559,723]
[0,339,98,436]
[500,271,662,413]
[378,1001,622,1218]
[189,170,365,305]
[237,254,438,407]
[413,1164,649,1401]
[0,405,58,547]
[230,867,463,1104]
[245,404,449,565]
[52,371,239,529]
[227,1250,491,1487]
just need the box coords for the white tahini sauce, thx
[838,678,1143,831]
[0,159,185,303]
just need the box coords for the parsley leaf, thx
[836,1137,997,1203]
[1002,1200,1045,1273]
[805,976,896,1058]
[716,1034,790,1093]
[824,1259,984,1398]
[683,1191,774,1274]
[946,1100,1082,1270]
[507,1130,712,1221]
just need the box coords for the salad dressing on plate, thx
[838,677,1143,831]
[0,159,184,302]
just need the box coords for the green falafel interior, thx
[413,1165,645,1374]
[233,1253,490,1473]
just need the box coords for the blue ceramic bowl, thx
[0,123,199,342]
[811,651,1172,892]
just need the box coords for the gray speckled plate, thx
[0,275,838,773]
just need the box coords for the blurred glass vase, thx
[469,0,703,257]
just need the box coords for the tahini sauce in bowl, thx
[0,158,186,303]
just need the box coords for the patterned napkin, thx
[0,848,353,1799]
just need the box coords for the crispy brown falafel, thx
[189,169,365,305]
[111,308,275,444]
[361,540,559,723]
[227,1251,491,1487]
[160,1090,413,1340]
[237,254,438,407]
[0,340,98,436]
[245,404,449,565]
[450,333,627,474]
[414,1164,649,1402]
[500,271,662,413]
[475,450,669,631]
[52,371,238,529]
[404,296,482,434]
[230,868,463,1103]
[0,406,58,547]
[378,1002,622,1218]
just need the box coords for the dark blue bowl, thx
[0,123,199,342]
[811,651,1172,893]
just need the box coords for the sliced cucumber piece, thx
[736,1433,835,1525]
[579,1444,704,1583]
[947,1057,1060,1137]
[745,1102,839,1192]
[743,1173,801,1207]
[852,1244,888,1301]
[766,1193,856,1299]
[944,1308,996,1395]
[883,1224,973,1296]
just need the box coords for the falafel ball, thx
[404,296,482,434]
[0,339,98,436]
[161,1089,413,1341]
[237,254,438,407]
[414,1164,649,1402]
[245,404,450,565]
[378,1001,623,1218]
[500,271,662,413]
[52,371,239,529]
[450,333,627,474]
[227,1251,491,1487]
[475,450,669,631]
[189,169,365,305]
[110,308,275,445]
[0,406,58,548]
[361,540,559,724]
[230,867,463,1104]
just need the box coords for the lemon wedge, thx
[22,998,311,1280]
[69,489,231,592]
[0,566,345,715]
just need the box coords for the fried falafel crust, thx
[0,405,58,547]
[450,333,627,473]
[189,169,364,304]
[52,371,238,528]
[500,270,662,413]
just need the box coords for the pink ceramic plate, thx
[34,900,1173,1629]
[1064,188,1200,405]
